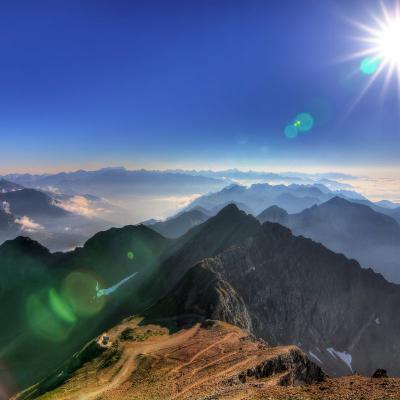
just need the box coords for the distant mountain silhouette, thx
[0,178,24,192]
[186,183,340,215]
[391,207,400,224]
[3,168,226,197]
[257,205,289,224]
[146,208,209,238]
[0,188,68,218]
[258,197,400,283]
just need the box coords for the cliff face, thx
[146,264,253,332]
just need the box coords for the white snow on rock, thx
[308,351,322,364]
[326,347,353,372]
[375,317,381,325]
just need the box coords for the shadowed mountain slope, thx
[258,197,400,283]
[147,208,209,238]
[0,188,69,218]
[149,219,400,376]
[0,178,24,192]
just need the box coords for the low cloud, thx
[43,186,61,195]
[156,194,202,208]
[15,216,44,232]
[56,195,99,217]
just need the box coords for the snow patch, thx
[375,317,380,325]
[308,351,322,364]
[2,201,11,214]
[326,347,353,372]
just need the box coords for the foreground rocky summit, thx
[14,318,325,400]
[14,317,400,400]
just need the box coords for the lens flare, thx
[360,56,382,75]
[284,125,298,139]
[62,271,105,317]
[284,112,314,139]
[26,290,72,342]
[295,113,314,132]
[49,288,77,324]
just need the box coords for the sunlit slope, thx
[14,318,325,400]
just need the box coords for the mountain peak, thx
[0,235,51,257]
[215,202,242,217]
[257,205,289,224]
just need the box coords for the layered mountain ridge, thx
[3,203,400,398]
[257,197,400,283]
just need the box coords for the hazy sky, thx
[0,0,399,173]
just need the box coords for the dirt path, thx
[82,323,201,400]
[168,332,237,376]
[170,355,258,400]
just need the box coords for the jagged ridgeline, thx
[2,204,400,398]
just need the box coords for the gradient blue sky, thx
[0,0,399,173]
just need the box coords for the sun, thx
[349,2,400,93]
[378,16,400,65]
[364,4,400,70]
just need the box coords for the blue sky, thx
[0,0,399,173]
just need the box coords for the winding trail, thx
[83,323,201,400]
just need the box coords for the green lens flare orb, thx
[127,251,135,260]
[26,290,71,342]
[360,57,381,75]
[295,113,314,132]
[49,288,76,324]
[62,271,105,317]
[284,125,298,139]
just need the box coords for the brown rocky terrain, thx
[14,317,326,400]
[13,316,400,400]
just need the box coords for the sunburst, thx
[348,1,400,103]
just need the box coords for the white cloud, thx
[15,216,44,232]
[156,194,202,208]
[43,186,61,194]
[56,195,97,217]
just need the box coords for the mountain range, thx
[1,168,227,197]
[185,182,368,215]
[257,197,400,283]
[4,204,400,398]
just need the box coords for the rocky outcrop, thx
[372,369,388,378]
[146,263,252,332]
[244,347,326,386]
